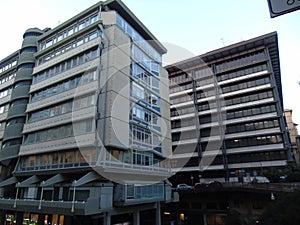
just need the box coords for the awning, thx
[17,175,40,187]
[0,176,18,187]
[72,171,101,187]
[42,174,65,187]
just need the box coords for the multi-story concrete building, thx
[284,109,299,164]
[0,0,173,224]
[166,32,292,184]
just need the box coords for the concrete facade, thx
[166,32,292,184]
[0,0,174,224]
[284,109,299,164]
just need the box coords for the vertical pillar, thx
[63,216,73,225]
[37,214,45,225]
[16,212,24,225]
[133,210,140,225]
[156,202,161,225]
[103,213,111,225]
[203,214,208,225]
[177,212,181,225]
[0,211,6,225]
[48,214,53,225]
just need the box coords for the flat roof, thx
[165,32,283,107]
[37,0,166,54]
[0,50,19,66]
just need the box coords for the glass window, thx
[89,32,97,40]
[65,152,73,163]
[45,40,52,48]
[77,39,84,46]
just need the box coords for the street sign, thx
[267,0,300,18]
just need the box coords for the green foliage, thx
[262,167,281,182]
[284,161,300,182]
[262,162,300,182]
[260,191,300,225]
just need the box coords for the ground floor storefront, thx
[0,205,160,225]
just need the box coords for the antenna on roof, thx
[220,38,225,47]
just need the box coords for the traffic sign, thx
[267,0,300,18]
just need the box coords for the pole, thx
[190,78,203,171]
[39,181,45,210]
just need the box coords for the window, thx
[20,47,37,54]
[131,44,160,76]
[0,104,9,114]
[226,104,277,120]
[2,139,21,148]
[40,14,99,51]
[24,120,93,144]
[221,75,270,94]
[0,122,6,130]
[34,48,98,84]
[0,87,12,99]
[6,118,25,126]
[117,13,161,63]
[31,69,96,102]
[226,134,283,148]
[27,156,36,167]
[0,72,16,84]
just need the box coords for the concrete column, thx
[156,202,161,225]
[16,212,24,225]
[0,211,6,225]
[47,214,53,225]
[177,213,181,225]
[133,210,140,225]
[203,214,208,225]
[63,216,73,225]
[37,214,45,225]
[103,213,111,225]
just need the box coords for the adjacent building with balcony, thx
[0,0,173,224]
[284,109,299,164]
[166,32,292,184]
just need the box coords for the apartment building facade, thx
[284,109,299,164]
[166,32,292,184]
[0,0,173,224]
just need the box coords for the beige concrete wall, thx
[284,109,298,143]
[159,67,172,158]
[99,15,172,159]
[98,24,131,149]
[101,11,117,26]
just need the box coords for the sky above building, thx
[0,0,299,124]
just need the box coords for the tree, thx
[262,162,300,183]
[260,191,300,225]
[262,167,281,182]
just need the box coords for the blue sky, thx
[0,0,299,124]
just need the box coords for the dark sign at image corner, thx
[267,0,300,18]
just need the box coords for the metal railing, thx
[98,160,171,174]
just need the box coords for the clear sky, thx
[0,0,299,124]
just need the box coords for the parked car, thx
[194,182,209,191]
[208,181,223,190]
[176,183,192,190]
[194,181,223,192]
[251,176,270,183]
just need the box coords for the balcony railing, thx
[0,197,100,215]
[98,160,171,174]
